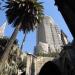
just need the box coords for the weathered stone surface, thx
[0,16,72,75]
[0,44,27,75]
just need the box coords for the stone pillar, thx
[26,54,33,75]
[34,57,37,75]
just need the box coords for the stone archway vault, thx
[34,56,55,75]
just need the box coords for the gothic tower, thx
[34,16,68,55]
[0,21,7,38]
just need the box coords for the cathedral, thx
[25,16,68,75]
[34,16,68,55]
[0,16,73,75]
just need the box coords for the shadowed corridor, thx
[39,61,61,75]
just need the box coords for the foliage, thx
[4,0,44,33]
[36,51,59,57]
[0,37,18,58]
[0,37,18,46]
[18,60,26,71]
[0,47,27,75]
[0,0,44,63]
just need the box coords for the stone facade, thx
[35,16,68,55]
[0,43,27,75]
[34,56,54,75]
[0,16,72,75]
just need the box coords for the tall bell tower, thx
[34,16,68,55]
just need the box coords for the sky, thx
[0,0,73,54]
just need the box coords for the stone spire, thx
[0,21,7,38]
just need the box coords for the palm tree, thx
[1,0,44,62]
[0,37,18,57]
[20,32,26,51]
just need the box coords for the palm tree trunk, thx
[0,23,21,63]
[20,32,26,51]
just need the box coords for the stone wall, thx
[34,56,54,75]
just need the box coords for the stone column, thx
[26,54,33,75]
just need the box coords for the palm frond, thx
[4,0,44,33]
